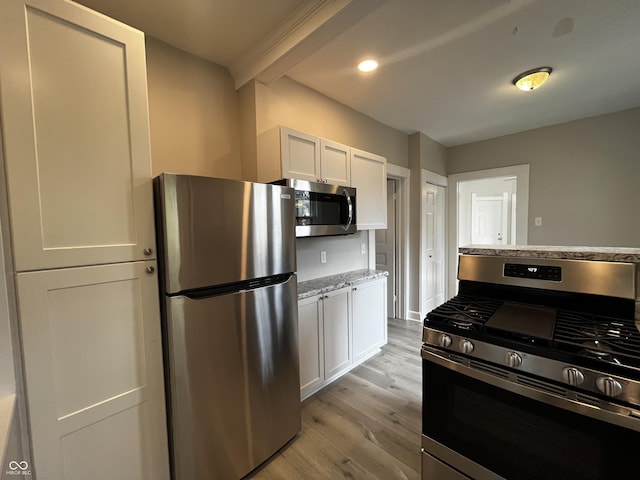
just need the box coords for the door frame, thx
[385,163,410,320]
[447,164,530,297]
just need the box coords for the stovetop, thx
[425,294,640,373]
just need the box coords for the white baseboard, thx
[407,310,423,322]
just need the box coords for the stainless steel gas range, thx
[421,253,640,480]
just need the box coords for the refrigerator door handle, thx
[343,188,353,231]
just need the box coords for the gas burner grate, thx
[554,311,640,368]
[425,295,502,330]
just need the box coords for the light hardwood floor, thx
[249,318,424,480]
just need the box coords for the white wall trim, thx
[386,163,410,178]
[447,164,530,296]
[422,169,448,187]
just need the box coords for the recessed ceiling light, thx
[357,59,378,73]
[512,67,552,91]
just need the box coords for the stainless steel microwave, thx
[274,179,356,237]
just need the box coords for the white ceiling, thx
[75,0,640,147]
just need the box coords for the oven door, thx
[422,347,640,480]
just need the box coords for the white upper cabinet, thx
[0,0,156,271]
[281,127,321,183]
[351,148,387,230]
[280,126,388,229]
[319,139,350,186]
[280,127,350,186]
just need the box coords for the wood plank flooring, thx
[248,318,424,480]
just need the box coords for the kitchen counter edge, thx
[458,245,640,263]
[297,269,388,300]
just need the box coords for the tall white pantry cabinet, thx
[0,0,169,479]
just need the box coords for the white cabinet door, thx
[281,127,321,183]
[352,277,388,364]
[351,148,388,230]
[298,295,324,399]
[320,139,351,186]
[0,0,156,271]
[322,287,351,380]
[16,261,169,480]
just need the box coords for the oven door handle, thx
[421,345,640,433]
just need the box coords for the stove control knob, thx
[596,377,623,397]
[460,339,474,354]
[439,334,452,348]
[562,367,585,386]
[505,351,522,368]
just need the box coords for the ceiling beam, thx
[229,0,387,90]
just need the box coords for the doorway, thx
[375,179,398,318]
[375,164,410,320]
[447,165,530,296]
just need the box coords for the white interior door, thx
[423,183,445,314]
[471,193,509,245]
[375,179,396,318]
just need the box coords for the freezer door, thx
[154,174,296,294]
[165,275,300,480]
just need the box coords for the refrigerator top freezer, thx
[153,173,297,294]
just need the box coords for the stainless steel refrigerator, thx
[153,173,301,480]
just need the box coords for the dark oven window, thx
[423,360,640,480]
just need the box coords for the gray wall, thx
[145,37,242,179]
[447,107,640,247]
[296,231,369,282]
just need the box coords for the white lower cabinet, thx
[298,286,351,399]
[321,288,352,380]
[16,261,169,480]
[352,277,388,363]
[297,295,325,397]
[297,276,387,400]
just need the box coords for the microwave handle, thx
[343,188,353,230]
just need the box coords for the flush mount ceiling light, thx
[512,67,552,91]
[357,59,378,73]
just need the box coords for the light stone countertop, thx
[458,245,640,263]
[297,269,388,300]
